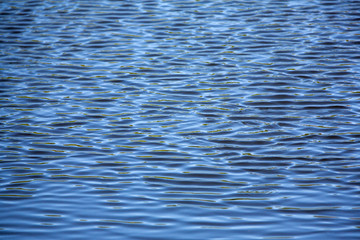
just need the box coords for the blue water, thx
[1,0,360,239]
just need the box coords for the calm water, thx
[1,0,360,239]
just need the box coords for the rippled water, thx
[1,0,360,239]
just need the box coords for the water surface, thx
[1,0,360,239]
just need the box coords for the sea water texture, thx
[0,0,360,239]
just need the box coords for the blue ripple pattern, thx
[0,0,360,239]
